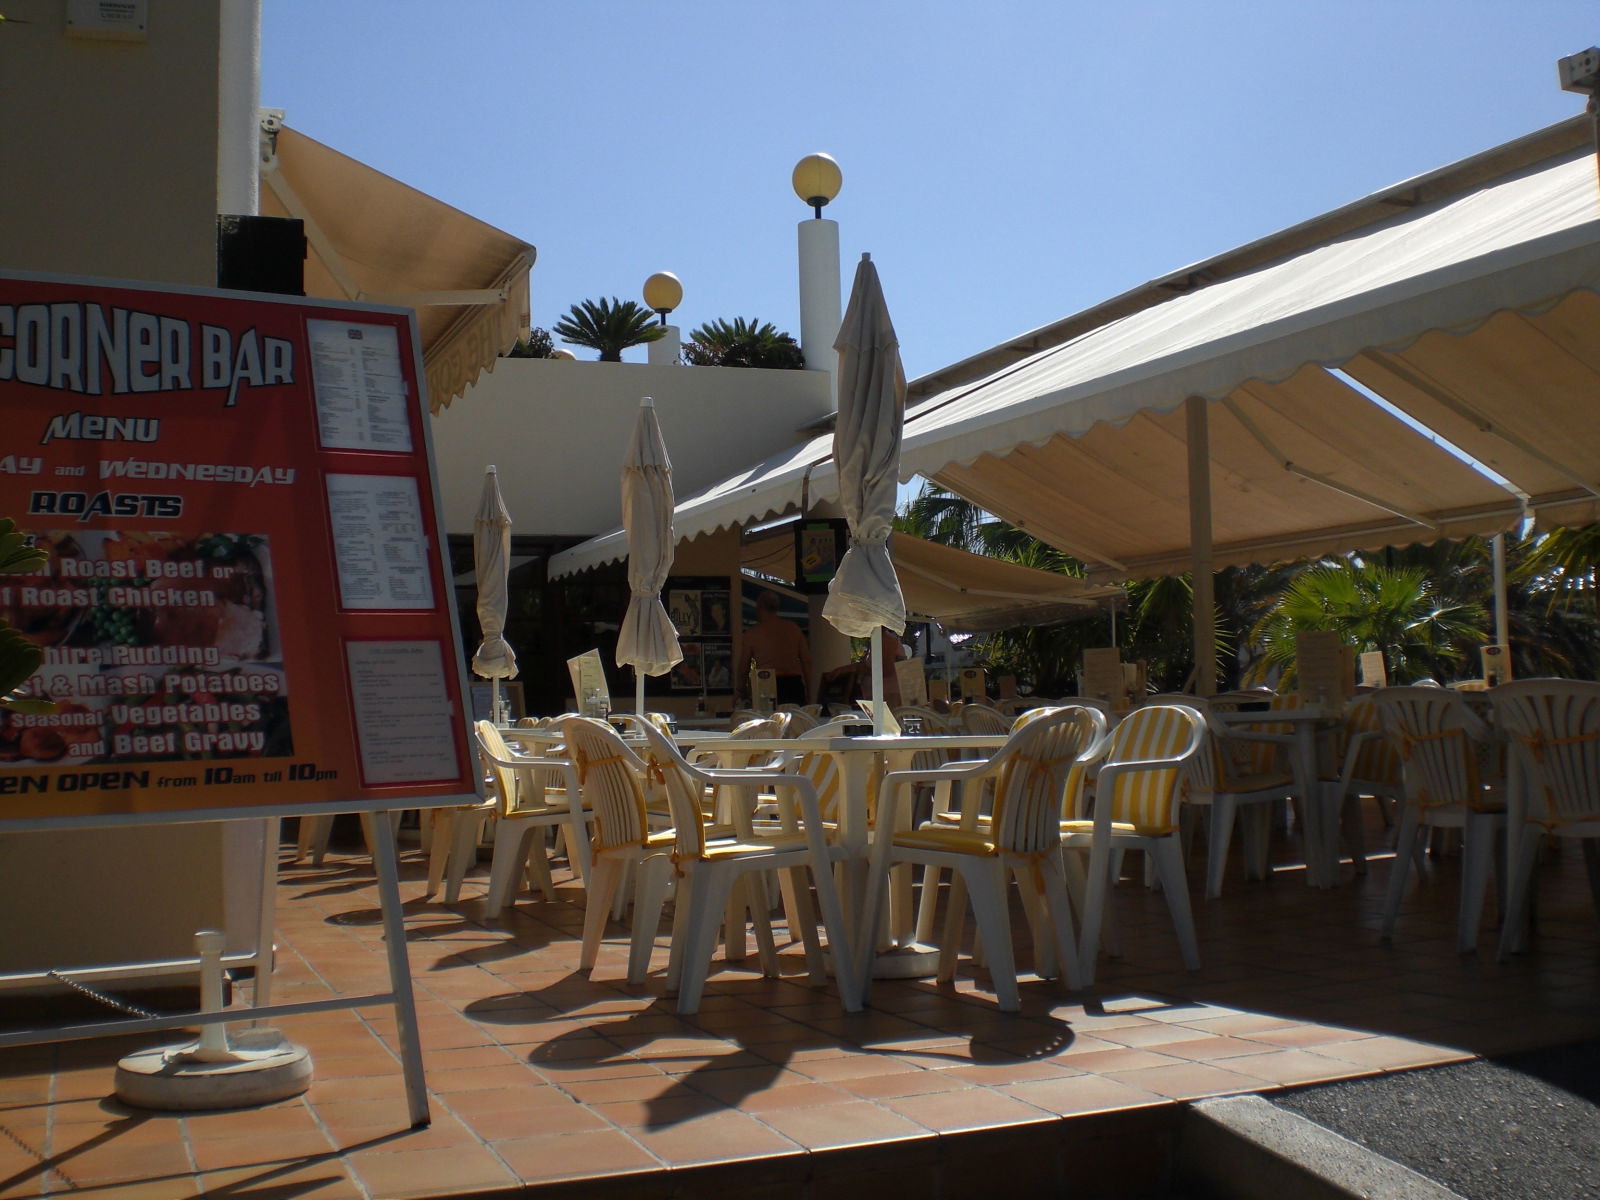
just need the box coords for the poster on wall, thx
[0,271,476,825]
[793,518,847,594]
[667,589,700,636]
[663,575,731,693]
[669,642,704,692]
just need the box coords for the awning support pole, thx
[1187,397,1217,697]
[1493,533,1510,649]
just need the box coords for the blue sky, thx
[261,2,1597,383]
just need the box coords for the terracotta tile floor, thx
[3,811,1598,1198]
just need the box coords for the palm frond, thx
[553,297,663,361]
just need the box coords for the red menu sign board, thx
[0,272,477,823]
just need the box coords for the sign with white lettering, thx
[0,272,475,823]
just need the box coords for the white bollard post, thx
[193,929,231,1062]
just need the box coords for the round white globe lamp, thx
[642,271,683,326]
[792,153,842,219]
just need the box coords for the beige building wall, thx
[0,2,258,986]
[431,358,834,537]
[0,1,223,285]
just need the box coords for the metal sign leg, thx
[368,812,430,1127]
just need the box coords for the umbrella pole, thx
[636,668,646,716]
[871,626,886,735]
[491,679,502,726]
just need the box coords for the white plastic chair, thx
[474,721,594,918]
[1148,693,1298,898]
[856,707,1102,1010]
[1315,695,1404,881]
[563,717,860,1014]
[1371,687,1506,952]
[776,705,821,734]
[892,705,956,735]
[958,703,1011,735]
[909,704,1091,946]
[1061,703,1207,985]
[1492,679,1600,959]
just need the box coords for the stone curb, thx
[1177,1094,1467,1200]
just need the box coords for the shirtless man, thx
[823,625,905,706]
[741,591,812,706]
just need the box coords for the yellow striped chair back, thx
[1343,696,1401,786]
[475,720,567,815]
[1098,704,1206,834]
[1492,680,1600,827]
[786,748,844,826]
[1196,692,1296,785]
[1009,704,1063,732]
[559,717,651,853]
[634,720,721,859]
[989,707,1106,855]
[474,720,521,816]
[1239,692,1301,775]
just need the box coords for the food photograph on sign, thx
[0,529,288,768]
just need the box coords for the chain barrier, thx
[45,970,173,1020]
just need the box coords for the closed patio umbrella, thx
[823,254,907,733]
[616,396,682,712]
[471,465,518,724]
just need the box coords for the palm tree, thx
[897,483,1124,694]
[897,481,989,550]
[1516,524,1600,611]
[1245,561,1484,687]
[681,318,804,369]
[553,298,663,362]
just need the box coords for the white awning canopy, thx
[741,526,1123,633]
[260,125,534,412]
[553,119,1600,584]
[548,433,841,578]
[903,134,1600,578]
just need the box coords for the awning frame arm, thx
[1361,349,1600,500]
[892,558,1099,607]
[257,156,365,304]
[1219,395,1443,531]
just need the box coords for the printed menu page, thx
[1359,650,1388,688]
[308,319,413,452]
[566,649,610,712]
[345,641,460,784]
[1296,631,1351,707]
[1081,647,1127,705]
[896,657,929,707]
[326,474,434,610]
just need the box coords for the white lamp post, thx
[643,271,683,365]
[792,154,853,700]
[793,153,842,380]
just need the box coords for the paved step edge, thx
[1177,1095,1466,1200]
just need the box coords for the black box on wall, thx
[217,215,306,296]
